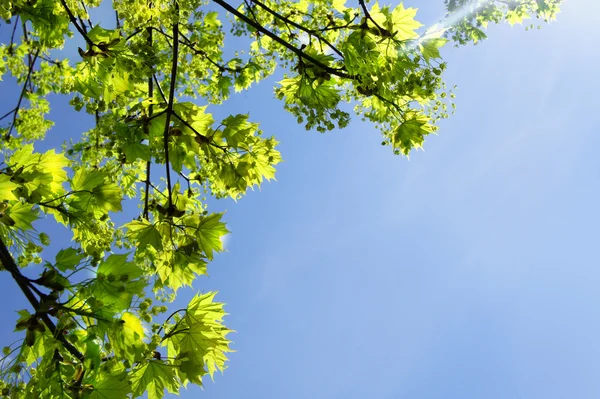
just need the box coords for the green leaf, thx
[165,292,232,384]
[37,149,69,191]
[92,181,123,211]
[419,38,447,62]
[9,144,38,169]
[332,0,346,12]
[5,202,38,230]
[123,142,151,162]
[90,254,145,311]
[392,113,434,156]
[0,174,18,200]
[71,169,106,192]
[71,169,123,212]
[108,312,146,364]
[54,247,84,271]
[194,213,229,260]
[391,3,423,40]
[124,219,163,251]
[87,26,122,48]
[98,254,143,280]
[88,371,130,399]
[130,360,179,399]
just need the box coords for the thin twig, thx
[152,74,168,103]
[179,33,244,73]
[0,108,16,122]
[125,27,145,42]
[58,0,94,46]
[4,50,39,141]
[79,0,93,29]
[211,0,353,79]
[358,0,386,34]
[172,112,228,152]
[38,55,62,65]
[10,15,20,47]
[250,0,344,58]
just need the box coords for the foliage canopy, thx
[0,0,561,397]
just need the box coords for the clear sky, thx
[1,0,600,398]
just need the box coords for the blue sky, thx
[2,0,600,398]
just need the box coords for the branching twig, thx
[211,0,353,79]
[156,308,187,336]
[250,0,344,58]
[0,238,85,363]
[10,16,20,47]
[0,108,16,122]
[4,49,39,141]
[79,0,93,29]
[172,112,228,152]
[180,33,245,73]
[38,55,62,65]
[358,0,386,34]
[125,27,145,42]
[58,0,94,47]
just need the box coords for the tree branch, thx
[162,2,181,210]
[358,0,386,34]
[10,15,20,47]
[0,108,16,122]
[249,0,344,58]
[152,74,168,103]
[0,238,85,363]
[172,112,228,152]
[4,49,39,141]
[211,0,353,79]
[58,0,94,47]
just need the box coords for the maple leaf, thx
[130,361,179,399]
[0,174,18,201]
[124,220,163,251]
